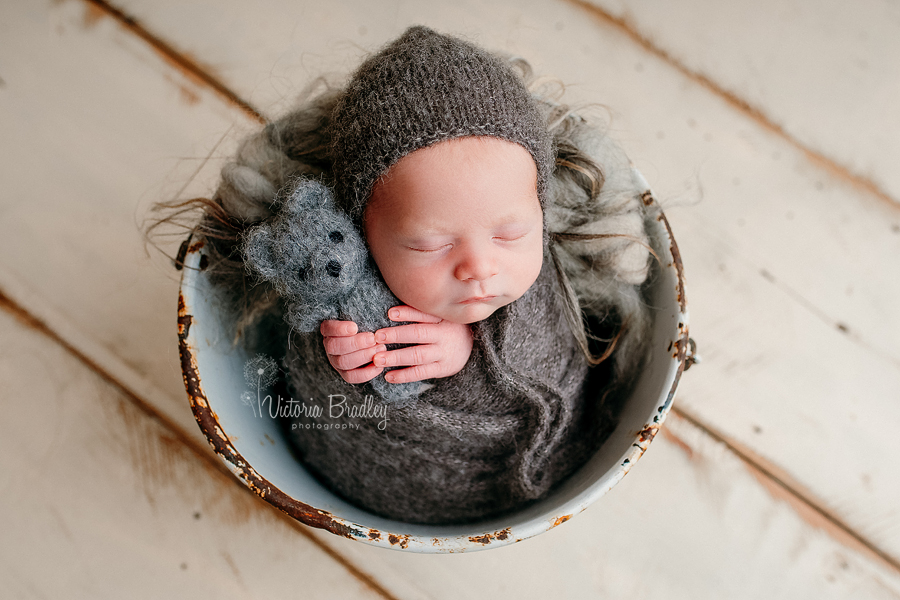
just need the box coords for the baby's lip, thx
[459,295,497,305]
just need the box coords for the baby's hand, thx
[372,306,474,384]
[320,320,387,384]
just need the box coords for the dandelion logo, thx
[241,354,280,417]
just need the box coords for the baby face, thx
[364,136,544,324]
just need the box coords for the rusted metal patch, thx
[469,533,494,545]
[552,515,571,528]
[468,527,513,545]
[388,534,410,549]
[175,234,205,271]
[174,237,190,271]
[638,424,659,444]
[657,212,687,313]
[187,238,206,254]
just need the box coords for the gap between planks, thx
[0,288,403,600]
[77,0,900,577]
[563,0,900,212]
[83,0,266,124]
[671,404,900,576]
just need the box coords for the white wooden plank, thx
[0,307,388,599]
[0,0,258,450]
[91,0,900,564]
[581,0,900,204]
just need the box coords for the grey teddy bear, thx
[242,178,425,404]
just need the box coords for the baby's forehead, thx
[365,137,540,216]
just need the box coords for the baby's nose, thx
[454,250,498,282]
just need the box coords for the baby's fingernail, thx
[376,332,386,342]
[374,356,385,367]
[385,373,394,383]
[390,309,400,320]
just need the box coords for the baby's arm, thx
[321,306,474,385]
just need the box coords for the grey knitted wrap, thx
[329,25,554,221]
[284,259,610,525]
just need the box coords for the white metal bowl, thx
[177,169,689,553]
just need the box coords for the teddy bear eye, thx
[297,266,308,281]
[329,231,344,243]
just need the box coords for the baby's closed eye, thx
[492,232,528,242]
[491,224,533,242]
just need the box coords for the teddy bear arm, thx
[287,300,338,333]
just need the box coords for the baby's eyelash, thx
[407,244,451,253]
[493,232,528,242]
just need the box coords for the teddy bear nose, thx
[326,260,342,277]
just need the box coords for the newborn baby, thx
[321,136,542,394]
[263,26,622,525]
[144,17,656,524]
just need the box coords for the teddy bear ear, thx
[242,223,280,283]
[282,179,335,217]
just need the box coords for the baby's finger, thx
[375,322,440,345]
[338,363,384,385]
[383,362,441,384]
[372,344,440,368]
[329,344,387,372]
[320,319,358,337]
[386,305,442,324]
[323,331,377,356]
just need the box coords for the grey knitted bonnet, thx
[329,26,554,222]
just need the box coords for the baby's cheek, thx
[382,262,437,303]
[511,250,544,299]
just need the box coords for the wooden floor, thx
[1,0,899,597]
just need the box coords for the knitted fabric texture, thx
[243,179,425,404]
[284,258,608,525]
[329,25,554,221]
